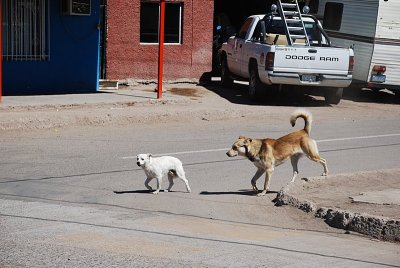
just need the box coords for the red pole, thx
[0,0,3,103]
[157,0,165,99]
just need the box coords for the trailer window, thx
[323,2,343,31]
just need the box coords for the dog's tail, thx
[290,109,312,134]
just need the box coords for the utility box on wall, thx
[62,0,91,16]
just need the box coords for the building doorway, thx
[99,0,107,79]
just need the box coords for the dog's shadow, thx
[114,189,279,195]
[199,189,278,196]
[113,190,152,194]
[113,189,187,194]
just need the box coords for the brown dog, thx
[226,109,328,196]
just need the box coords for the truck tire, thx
[220,56,233,88]
[324,87,343,105]
[248,65,264,101]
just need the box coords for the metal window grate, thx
[2,0,49,61]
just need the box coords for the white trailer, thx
[315,0,400,93]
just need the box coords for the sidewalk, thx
[0,86,187,108]
[0,85,199,131]
[275,169,400,242]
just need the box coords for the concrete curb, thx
[275,180,400,242]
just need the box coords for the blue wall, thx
[3,0,101,95]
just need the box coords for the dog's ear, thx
[239,135,246,139]
[147,154,152,160]
[244,138,252,145]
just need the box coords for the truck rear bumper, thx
[266,73,352,88]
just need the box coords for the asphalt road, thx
[1,106,400,267]
[3,74,400,266]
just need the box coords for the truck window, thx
[304,21,321,43]
[250,21,264,42]
[266,19,286,35]
[237,18,254,39]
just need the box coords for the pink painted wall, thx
[106,0,214,81]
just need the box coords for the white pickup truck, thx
[219,3,354,104]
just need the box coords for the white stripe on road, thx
[317,133,400,143]
[121,133,400,159]
[121,148,230,159]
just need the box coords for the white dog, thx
[136,153,191,194]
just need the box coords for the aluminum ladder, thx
[277,0,310,46]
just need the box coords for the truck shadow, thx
[201,77,400,106]
[203,79,330,107]
[343,87,400,104]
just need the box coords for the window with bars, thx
[140,1,183,44]
[2,0,49,61]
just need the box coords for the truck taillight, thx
[348,56,354,75]
[265,52,275,71]
[372,65,386,74]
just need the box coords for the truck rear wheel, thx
[324,87,343,105]
[220,56,233,88]
[249,65,264,101]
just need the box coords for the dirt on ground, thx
[1,82,400,132]
[282,169,400,219]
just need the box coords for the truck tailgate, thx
[273,47,351,75]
